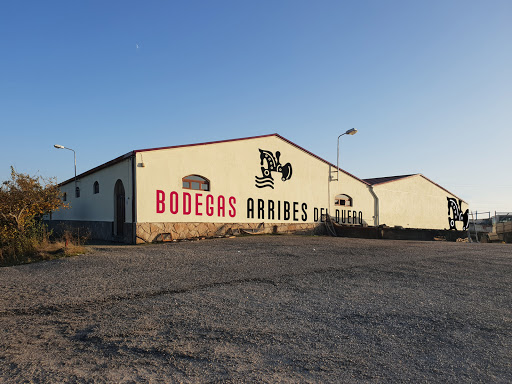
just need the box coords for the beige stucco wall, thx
[135,136,375,226]
[51,158,133,222]
[372,175,469,230]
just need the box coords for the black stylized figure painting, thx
[447,197,469,230]
[255,149,293,189]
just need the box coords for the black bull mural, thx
[447,197,469,231]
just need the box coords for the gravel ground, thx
[0,235,511,383]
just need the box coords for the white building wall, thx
[51,158,133,223]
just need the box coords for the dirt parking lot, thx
[0,235,511,383]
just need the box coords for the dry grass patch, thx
[37,240,87,258]
[0,239,87,267]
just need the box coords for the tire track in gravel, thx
[1,249,499,319]
[0,261,406,318]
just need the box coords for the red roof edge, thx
[133,133,368,185]
[365,173,467,204]
[58,133,369,186]
[133,133,278,154]
[58,151,134,186]
[418,174,467,204]
[274,134,369,185]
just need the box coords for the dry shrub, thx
[61,227,90,247]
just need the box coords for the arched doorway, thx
[114,179,125,237]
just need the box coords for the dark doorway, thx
[114,179,125,237]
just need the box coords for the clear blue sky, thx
[1,1,510,213]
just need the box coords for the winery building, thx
[48,134,469,243]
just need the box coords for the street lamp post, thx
[54,144,78,196]
[333,128,357,181]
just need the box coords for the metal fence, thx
[493,212,512,225]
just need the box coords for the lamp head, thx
[54,144,65,149]
[345,128,357,135]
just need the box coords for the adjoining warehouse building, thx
[48,134,469,243]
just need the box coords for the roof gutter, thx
[367,185,379,227]
[131,153,137,244]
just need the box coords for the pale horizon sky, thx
[1,1,510,214]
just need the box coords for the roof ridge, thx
[134,133,279,154]
[58,133,368,186]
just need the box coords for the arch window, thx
[182,175,210,191]
[63,192,67,202]
[75,187,80,198]
[93,181,100,194]
[335,194,352,207]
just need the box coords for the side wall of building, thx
[372,175,469,230]
[49,158,134,242]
